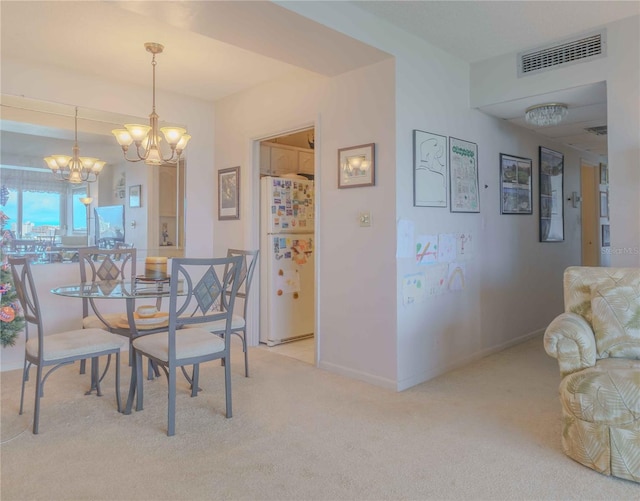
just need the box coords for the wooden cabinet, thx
[270,146,298,176]
[260,142,314,176]
[298,151,314,175]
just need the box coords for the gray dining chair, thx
[77,247,137,376]
[190,249,259,377]
[129,255,243,436]
[9,257,126,434]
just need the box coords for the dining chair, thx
[130,255,243,436]
[190,249,259,377]
[77,247,137,376]
[9,257,126,434]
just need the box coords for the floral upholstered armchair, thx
[544,266,640,483]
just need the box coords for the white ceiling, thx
[2,1,639,158]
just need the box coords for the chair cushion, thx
[591,283,640,358]
[132,328,225,363]
[26,328,126,362]
[83,313,125,330]
[182,315,245,333]
[560,358,640,426]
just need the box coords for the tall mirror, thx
[0,94,186,263]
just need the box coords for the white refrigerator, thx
[260,176,315,346]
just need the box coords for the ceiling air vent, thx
[519,30,605,77]
[584,125,608,136]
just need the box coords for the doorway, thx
[256,126,316,366]
[581,160,600,266]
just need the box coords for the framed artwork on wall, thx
[413,130,448,207]
[129,185,141,208]
[602,224,610,247]
[539,146,564,242]
[600,190,609,218]
[218,166,240,220]
[338,143,375,188]
[499,153,532,215]
[599,162,609,185]
[449,137,479,213]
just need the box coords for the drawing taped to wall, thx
[457,232,474,260]
[437,233,457,263]
[447,263,466,291]
[413,130,448,207]
[402,272,426,305]
[415,234,438,265]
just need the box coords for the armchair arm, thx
[543,312,597,377]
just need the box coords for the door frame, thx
[245,119,320,367]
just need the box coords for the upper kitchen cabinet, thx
[260,141,314,177]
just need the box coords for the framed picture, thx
[539,146,564,242]
[218,166,240,220]
[599,162,608,185]
[500,153,532,215]
[600,190,609,218]
[414,130,448,207]
[449,137,479,213]
[338,143,375,188]
[129,185,141,208]
[602,224,610,247]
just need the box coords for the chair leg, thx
[33,364,43,434]
[191,364,200,397]
[19,360,29,415]
[167,366,176,436]
[224,354,232,419]
[115,352,122,413]
[135,351,144,412]
[242,331,249,378]
[79,358,86,375]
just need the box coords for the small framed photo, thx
[599,163,608,185]
[600,190,609,218]
[338,143,375,188]
[500,153,532,215]
[129,185,141,208]
[218,166,240,220]
[602,224,610,247]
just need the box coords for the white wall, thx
[280,1,603,390]
[213,60,398,388]
[470,16,640,267]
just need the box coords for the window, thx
[72,188,88,232]
[1,167,68,239]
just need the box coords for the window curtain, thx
[1,167,67,194]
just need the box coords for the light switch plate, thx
[359,212,371,227]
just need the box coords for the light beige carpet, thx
[1,336,638,500]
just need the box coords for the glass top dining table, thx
[51,279,183,414]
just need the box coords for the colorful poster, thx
[449,137,479,213]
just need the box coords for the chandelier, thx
[112,42,191,165]
[44,107,106,184]
[525,103,568,127]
